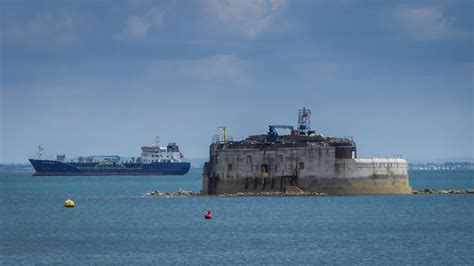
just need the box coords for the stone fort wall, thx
[202,144,411,195]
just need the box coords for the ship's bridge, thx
[140,140,184,164]
[141,146,162,152]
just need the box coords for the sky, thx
[0,0,473,163]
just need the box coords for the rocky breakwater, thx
[144,186,328,197]
[208,186,328,197]
[145,188,195,197]
[144,188,474,197]
[206,191,328,197]
[413,188,474,195]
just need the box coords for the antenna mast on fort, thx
[298,107,312,135]
[217,127,227,143]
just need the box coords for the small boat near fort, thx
[29,137,190,176]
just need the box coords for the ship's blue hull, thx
[29,159,190,176]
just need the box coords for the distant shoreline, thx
[409,162,474,171]
[1,163,473,172]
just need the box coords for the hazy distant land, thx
[2,160,473,171]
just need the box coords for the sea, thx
[1,168,473,265]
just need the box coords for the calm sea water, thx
[1,169,473,264]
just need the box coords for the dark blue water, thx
[1,169,473,264]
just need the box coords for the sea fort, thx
[202,108,412,195]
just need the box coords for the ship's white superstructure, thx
[140,137,184,164]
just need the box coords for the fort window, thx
[261,164,269,177]
[299,162,305,169]
[247,156,252,164]
[228,164,232,171]
[278,155,283,162]
[335,146,354,159]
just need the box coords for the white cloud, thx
[2,12,79,44]
[204,0,288,38]
[116,8,164,40]
[140,54,247,82]
[178,54,244,80]
[386,5,467,41]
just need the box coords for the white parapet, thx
[335,158,408,179]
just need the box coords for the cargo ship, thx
[202,108,412,195]
[29,137,190,176]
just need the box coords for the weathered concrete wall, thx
[301,158,411,195]
[202,143,411,195]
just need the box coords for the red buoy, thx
[204,210,212,219]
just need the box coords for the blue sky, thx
[1,0,472,163]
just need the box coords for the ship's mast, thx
[152,136,160,147]
[37,145,44,160]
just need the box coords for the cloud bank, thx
[386,5,468,41]
[204,0,288,38]
[116,7,164,40]
[2,12,79,44]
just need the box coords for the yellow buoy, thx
[64,199,75,208]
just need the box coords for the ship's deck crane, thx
[268,125,294,139]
